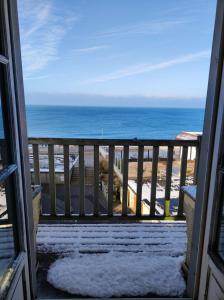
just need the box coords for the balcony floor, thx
[36,222,187,299]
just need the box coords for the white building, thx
[176,131,202,160]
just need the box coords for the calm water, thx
[26,105,204,139]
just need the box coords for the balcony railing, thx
[28,137,200,221]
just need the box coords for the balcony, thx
[28,137,200,298]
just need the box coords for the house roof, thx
[176,131,202,140]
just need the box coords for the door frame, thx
[7,1,37,294]
[197,22,224,299]
[187,0,224,298]
[3,0,224,299]
[0,0,36,298]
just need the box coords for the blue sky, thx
[18,0,216,107]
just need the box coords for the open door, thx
[194,0,224,298]
[0,0,36,299]
[198,49,224,299]
[185,1,224,299]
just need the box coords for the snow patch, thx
[48,253,186,297]
[38,224,187,297]
[37,224,186,256]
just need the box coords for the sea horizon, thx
[26,104,204,109]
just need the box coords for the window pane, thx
[0,66,8,171]
[0,1,7,57]
[0,103,4,139]
[0,181,16,281]
[216,192,224,261]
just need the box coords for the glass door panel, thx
[215,171,224,262]
[0,181,16,281]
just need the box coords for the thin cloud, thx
[24,75,50,80]
[81,50,210,84]
[19,0,79,77]
[94,19,188,39]
[73,45,109,54]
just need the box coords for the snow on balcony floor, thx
[37,222,187,298]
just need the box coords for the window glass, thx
[0,58,17,281]
[0,1,7,57]
[216,190,224,261]
[0,67,8,171]
[0,0,23,290]
[0,101,6,170]
[0,104,4,139]
[0,181,16,281]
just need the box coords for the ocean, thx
[26,105,204,139]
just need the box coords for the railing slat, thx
[178,146,188,216]
[33,144,40,185]
[136,145,144,216]
[150,146,159,216]
[94,145,99,216]
[164,146,173,217]
[108,145,115,216]
[122,145,129,216]
[193,147,199,184]
[48,144,56,215]
[64,145,70,216]
[79,145,85,216]
[193,136,201,184]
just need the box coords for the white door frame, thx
[187,0,224,298]
[0,0,36,298]
[197,26,224,300]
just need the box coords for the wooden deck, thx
[37,222,187,256]
[36,222,187,298]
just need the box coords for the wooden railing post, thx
[94,145,99,216]
[32,144,40,185]
[79,145,85,216]
[108,145,115,216]
[63,145,70,216]
[122,145,129,216]
[136,145,144,216]
[150,146,159,216]
[164,146,173,217]
[193,136,201,184]
[48,144,56,215]
[178,146,188,216]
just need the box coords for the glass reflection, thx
[0,182,16,280]
[0,74,7,170]
[216,195,224,261]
